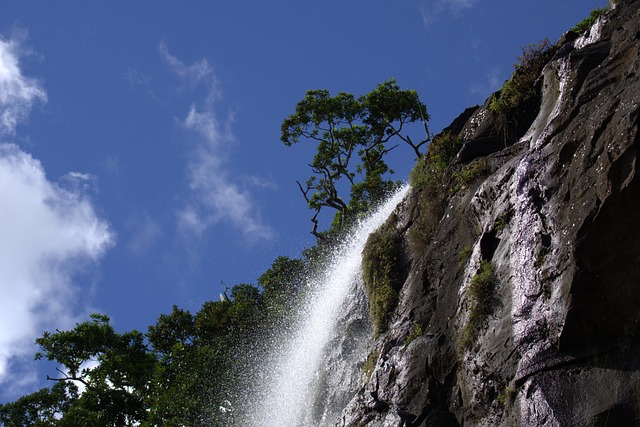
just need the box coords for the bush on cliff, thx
[362,219,406,336]
[489,39,557,143]
[460,260,496,350]
[409,131,462,192]
[571,8,606,34]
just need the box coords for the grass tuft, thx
[460,260,496,350]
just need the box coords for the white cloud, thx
[0,33,114,396]
[179,106,274,242]
[159,42,219,104]
[0,35,47,135]
[160,44,274,242]
[61,171,99,193]
[0,144,115,392]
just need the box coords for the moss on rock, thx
[362,220,407,336]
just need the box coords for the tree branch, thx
[46,367,91,388]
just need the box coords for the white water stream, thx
[241,185,409,427]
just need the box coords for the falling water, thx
[240,184,409,427]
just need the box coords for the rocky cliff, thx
[339,1,640,425]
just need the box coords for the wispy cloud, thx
[159,42,219,104]
[160,43,274,242]
[420,0,479,28]
[126,212,162,255]
[0,34,47,135]
[446,0,479,10]
[468,38,508,99]
[0,33,114,397]
[470,67,503,97]
[179,107,273,241]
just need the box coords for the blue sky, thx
[0,0,606,400]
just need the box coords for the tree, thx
[258,256,306,326]
[2,314,157,427]
[281,79,429,237]
[0,382,76,427]
[147,305,196,356]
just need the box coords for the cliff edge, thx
[340,1,640,425]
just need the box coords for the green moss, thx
[409,132,463,191]
[460,261,496,350]
[452,159,491,193]
[498,385,518,407]
[570,8,606,35]
[494,209,512,232]
[457,245,473,266]
[347,418,372,427]
[362,348,380,382]
[406,322,424,345]
[362,221,406,336]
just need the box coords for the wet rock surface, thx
[334,1,640,425]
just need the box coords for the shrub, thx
[489,39,555,115]
[452,159,491,193]
[489,39,557,143]
[409,132,463,191]
[362,221,406,336]
[406,322,424,345]
[570,8,606,35]
[494,209,512,232]
[407,132,462,254]
[498,385,518,407]
[407,182,447,255]
[460,260,496,350]
[457,245,473,266]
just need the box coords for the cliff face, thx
[339,1,640,425]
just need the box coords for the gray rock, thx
[334,1,640,425]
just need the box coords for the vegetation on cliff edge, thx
[362,219,407,336]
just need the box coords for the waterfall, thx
[239,184,409,427]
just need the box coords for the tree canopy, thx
[0,259,305,427]
[281,79,429,238]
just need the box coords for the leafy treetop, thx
[281,79,429,238]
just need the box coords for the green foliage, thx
[406,132,463,254]
[494,209,512,233]
[406,322,424,345]
[21,314,156,426]
[362,221,406,336]
[0,382,76,426]
[282,79,429,237]
[0,249,317,426]
[147,305,195,356]
[489,39,557,142]
[452,159,491,193]
[146,343,231,426]
[489,39,555,115]
[498,385,518,407]
[409,132,463,191]
[258,256,306,326]
[460,261,496,350]
[570,8,606,35]
[362,348,380,382]
[457,245,473,266]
